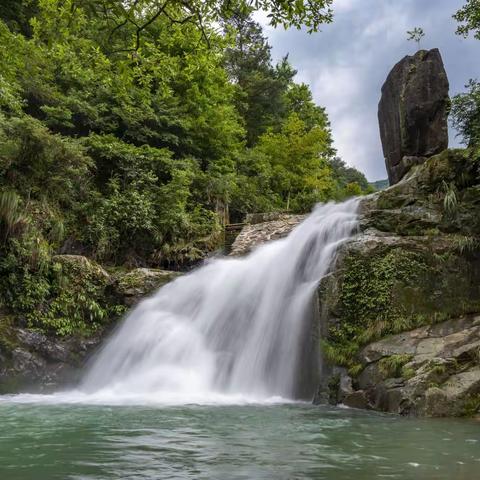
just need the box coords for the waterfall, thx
[80,199,359,404]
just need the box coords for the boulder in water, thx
[378,48,449,184]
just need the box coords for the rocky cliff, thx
[317,148,480,417]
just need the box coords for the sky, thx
[257,0,480,181]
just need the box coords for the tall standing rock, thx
[378,48,449,184]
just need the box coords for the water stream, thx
[77,198,360,405]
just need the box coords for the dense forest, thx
[0,0,373,264]
[0,0,375,335]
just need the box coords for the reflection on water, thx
[0,402,478,480]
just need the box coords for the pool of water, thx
[0,400,478,480]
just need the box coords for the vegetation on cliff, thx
[322,148,480,372]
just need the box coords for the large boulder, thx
[378,48,449,185]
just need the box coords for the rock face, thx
[113,268,182,306]
[227,148,480,417]
[378,49,449,185]
[316,148,480,417]
[352,316,480,417]
[0,318,103,393]
[230,214,306,256]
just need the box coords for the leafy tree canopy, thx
[0,0,372,335]
[454,0,480,39]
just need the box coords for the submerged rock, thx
[378,49,449,184]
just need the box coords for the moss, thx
[324,241,480,369]
[348,363,364,378]
[401,366,416,380]
[0,314,18,355]
[461,394,480,417]
[378,354,414,378]
[327,373,340,405]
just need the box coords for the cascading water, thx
[75,199,359,404]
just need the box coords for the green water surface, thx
[0,402,479,480]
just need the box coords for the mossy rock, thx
[27,255,122,336]
[114,268,182,306]
[321,234,480,370]
[0,313,19,362]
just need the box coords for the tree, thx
[452,2,480,146]
[0,0,38,36]
[328,157,371,195]
[406,27,425,49]
[252,113,335,211]
[47,0,334,53]
[450,79,480,146]
[454,0,480,39]
[224,12,295,145]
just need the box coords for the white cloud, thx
[261,0,480,180]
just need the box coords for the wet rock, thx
[230,214,306,256]
[378,49,449,184]
[0,323,105,394]
[114,268,182,306]
[343,391,369,410]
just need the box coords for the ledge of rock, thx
[230,214,306,256]
[113,268,182,306]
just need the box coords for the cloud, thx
[257,0,480,181]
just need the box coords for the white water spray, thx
[74,199,359,404]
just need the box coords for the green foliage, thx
[250,113,335,212]
[324,249,430,369]
[224,13,295,145]
[337,249,429,343]
[0,192,124,336]
[454,0,480,39]
[329,157,373,198]
[441,180,459,217]
[452,234,480,254]
[461,394,480,417]
[406,27,425,47]
[378,354,413,378]
[451,79,480,147]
